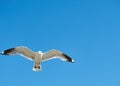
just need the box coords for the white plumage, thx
[0,46,74,71]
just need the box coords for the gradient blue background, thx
[0,0,120,86]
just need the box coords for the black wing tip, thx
[1,48,15,55]
[0,52,9,55]
[62,53,75,63]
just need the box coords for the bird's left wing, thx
[42,49,74,62]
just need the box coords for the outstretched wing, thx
[42,49,74,62]
[1,46,36,60]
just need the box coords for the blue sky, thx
[0,0,120,86]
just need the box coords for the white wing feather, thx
[14,46,36,60]
[42,49,71,62]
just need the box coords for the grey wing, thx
[42,49,74,62]
[1,46,36,61]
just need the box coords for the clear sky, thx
[0,0,120,86]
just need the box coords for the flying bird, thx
[0,46,74,71]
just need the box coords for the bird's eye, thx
[34,66,37,68]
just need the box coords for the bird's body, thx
[0,46,74,71]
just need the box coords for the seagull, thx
[0,46,74,71]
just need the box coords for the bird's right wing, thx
[1,46,36,61]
